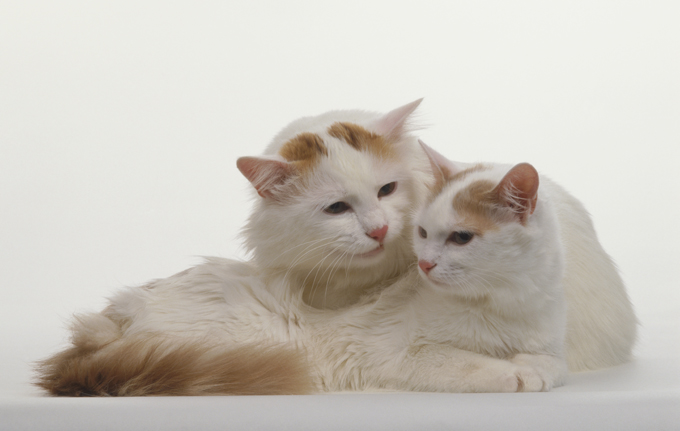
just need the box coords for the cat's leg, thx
[509,353,568,391]
[398,344,549,393]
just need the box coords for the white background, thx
[1,1,678,429]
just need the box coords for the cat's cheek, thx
[377,203,407,245]
[412,243,424,259]
[382,214,402,244]
[417,240,443,263]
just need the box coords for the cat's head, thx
[237,100,428,289]
[413,141,552,300]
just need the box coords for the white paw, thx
[510,354,564,391]
[469,362,546,393]
[513,365,546,392]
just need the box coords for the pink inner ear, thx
[495,163,539,224]
[236,156,294,199]
[372,98,423,137]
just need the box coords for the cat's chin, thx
[357,245,384,258]
[421,275,488,300]
[421,275,448,288]
[421,273,466,291]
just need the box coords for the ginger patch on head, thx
[452,179,500,233]
[428,164,490,203]
[279,133,329,172]
[327,122,395,158]
[448,164,490,184]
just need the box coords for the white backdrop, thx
[1,1,678,429]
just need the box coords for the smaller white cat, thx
[411,142,569,390]
[413,142,637,375]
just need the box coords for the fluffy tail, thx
[35,314,316,396]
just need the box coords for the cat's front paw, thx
[469,362,546,393]
[512,365,546,392]
[510,353,566,391]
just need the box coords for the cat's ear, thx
[418,139,459,189]
[372,98,423,138]
[494,163,539,225]
[236,156,295,199]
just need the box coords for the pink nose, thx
[367,225,388,243]
[418,260,437,274]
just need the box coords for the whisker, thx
[279,236,339,280]
[322,249,350,307]
[303,244,345,305]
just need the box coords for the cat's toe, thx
[496,371,524,393]
[494,366,541,392]
[510,354,562,391]
[514,366,545,392]
[468,362,547,392]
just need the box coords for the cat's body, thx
[36,100,433,395]
[550,181,638,371]
[36,102,636,396]
[307,268,565,392]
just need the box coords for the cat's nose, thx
[418,260,437,274]
[367,225,388,244]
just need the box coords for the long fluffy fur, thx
[36,312,315,396]
[36,335,315,396]
[36,100,426,396]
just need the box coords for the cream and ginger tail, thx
[35,314,315,396]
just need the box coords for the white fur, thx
[104,100,431,345]
[412,151,637,372]
[242,101,431,309]
[546,179,638,370]
[45,102,635,396]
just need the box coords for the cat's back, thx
[537,176,637,371]
[105,258,303,343]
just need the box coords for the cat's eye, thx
[324,201,350,214]
[378,182,397,198]
[448,231,474,245]
[418,226,427,239]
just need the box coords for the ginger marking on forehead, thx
[327,122,395,158]
[428,164,490,202]
[449,164,490,183]
[279,133,328,172]
[451,179,500,233]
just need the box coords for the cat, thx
[304,142,635,392]
[413,142,638,373]
[35,99,432,396]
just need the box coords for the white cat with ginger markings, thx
[35,100,431,396]
[412,143,637,374]
[412,144,569,390]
